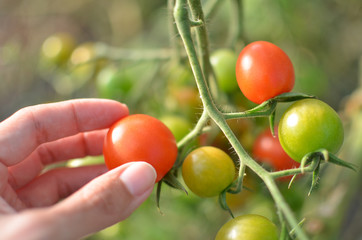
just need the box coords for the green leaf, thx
[218,191,234,218]
[244,100,277,116]
[308,163,320,196]
[162,171,188,195]
[327,153,358,171]
[269,110,276,137]
[279,222,293,240]
[272,92,316,103]
[287,174,298,189]
[156,181,164,215]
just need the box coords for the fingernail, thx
[120,162,157,196]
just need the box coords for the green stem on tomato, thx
[167,0,183,63]
[187,0,212,83]
[174,1,309,239]
[228,0,246,48]
[270,158,320,179]
[177,109,210,150]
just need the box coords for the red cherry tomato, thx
[252,127,299,179]
[235,41,295,104]
[103,114,178,182]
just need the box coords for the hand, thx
[0,99,157,240]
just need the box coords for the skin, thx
[0,99,157,240]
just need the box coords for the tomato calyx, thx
[224,92,315,137]
[156,170,188,214]
[245,92,315,115]
[218,180,253,218]
[225,92,315,119]
[270,148,357,193]
[300,149,357,172]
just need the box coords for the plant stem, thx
[167,0,183,62]
[187,0,212,83]
[177,109,209,149]
[174,1,309,239]
[228,0,246,48]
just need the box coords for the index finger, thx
[0,99,128,166]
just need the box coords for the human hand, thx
[0,99,157,240]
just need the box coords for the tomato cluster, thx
[43,33,345,239]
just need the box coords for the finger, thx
[8,129,107,190]
[0,197,16,214]
[0,163,26,211]
[16,165,108,208]
[47,162,156,239]
[0,99,128,167]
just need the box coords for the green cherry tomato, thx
[182,146,236,198]
[41,33,75,65]
[235,41,295,104]
[160,115,193,142]
[215,214,279,240]
[278,99,344,162]
[210,49,239,93]
[96,65,133,100]
[103,114,178,182]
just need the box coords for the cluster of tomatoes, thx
[99,41,344,239]
[40,33,344,239]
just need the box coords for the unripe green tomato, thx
[160,115,193,142]
[215,214,279,240]
[166,86,202,121]
[182,146,235,198]
[70,42,96,65]
[70,42,108,72]
[96,65,133,99]
[41,33,75,65]
[210,49,239,93]
[278,99,344,162]
[165,62,194,87]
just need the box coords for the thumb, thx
[50,161,157,239]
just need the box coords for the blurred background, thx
[0,0,361,239]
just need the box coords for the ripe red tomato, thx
[103,114,178,182]
[252,127,299,174]
[235,41,295,104]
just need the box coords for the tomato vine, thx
[170,0,355,240]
